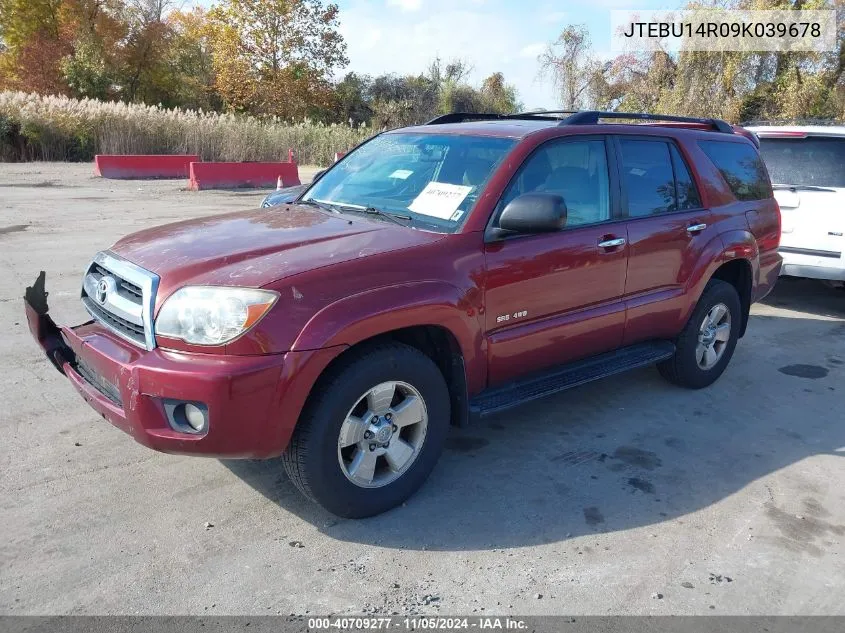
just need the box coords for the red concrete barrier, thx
[188,161,301,191]
[94,155,199,179]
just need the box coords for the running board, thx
[469,341,676,419]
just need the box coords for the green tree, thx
[479,72,521,113]
[334,71,372,124]
[163,8,219,111]
[61,31,113,99]
[207,0,347,118]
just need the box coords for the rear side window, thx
[699,140,771,201]
[670,145,702,210]
[619,139,676,217]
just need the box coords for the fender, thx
[291,280,487,394]
[682,229,759,328]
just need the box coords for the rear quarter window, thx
[698,140,771,201]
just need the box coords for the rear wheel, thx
[658,279,742,389]
[282,342,450,518]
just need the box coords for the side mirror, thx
[312,169,327,182]
[493,193,567,238]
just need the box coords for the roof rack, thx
[512,110,578,118]
[425,113,510,125]
[425,111,576,125]
[425,110,736,135]
[561,110,734,134]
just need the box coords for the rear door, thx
[483,136,628,386]
[757,134,845,261]
[614,136,714,344]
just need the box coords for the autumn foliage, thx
[0,0,350,119]
[0,0,521,129]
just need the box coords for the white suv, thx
[746,125,845,285]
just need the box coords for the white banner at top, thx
[610,9,838,53]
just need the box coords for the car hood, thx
[109,205,445,302]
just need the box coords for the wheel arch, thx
[305,324,471,428]
[291,281,485,428]
[710,258,754,337]
[685,230,759,338]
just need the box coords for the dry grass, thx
[0,92,374,164]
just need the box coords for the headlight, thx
[155,286,279,346]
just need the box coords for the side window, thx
[698,140,771,201]
[619,139,676,217]
[499,139,610,228]
[670,145,702,210]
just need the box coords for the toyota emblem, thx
[95,278,109,305]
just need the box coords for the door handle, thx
[598,237,626,249]
[686,223,707,234]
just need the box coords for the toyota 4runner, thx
[24,110,782,517]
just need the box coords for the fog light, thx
[163,399,208,434]
[183,403,206,431]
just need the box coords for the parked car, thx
[261,183,309,207]
[746,124,845,285]
[25,110,781,518]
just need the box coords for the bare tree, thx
[539,24,601,110]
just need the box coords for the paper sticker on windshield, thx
[408,182,472,219]
[450,210,464,222]
[390,169,413,180]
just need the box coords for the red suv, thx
[24,111,782,517]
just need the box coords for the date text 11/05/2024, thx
[307,616,529,630]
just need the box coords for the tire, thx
[658,279,742,389]
[282,342,450,518]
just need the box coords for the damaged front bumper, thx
[23,272,290,458]
[24,271,76,374]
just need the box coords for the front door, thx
[483,136,628,386]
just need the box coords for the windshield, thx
[758,136,845,188]
[303,132,517,233]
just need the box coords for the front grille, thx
[81,252,159,350]
[91,264,144,302]
[81,297,146,345]
[121,280,142,299]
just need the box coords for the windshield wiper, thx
[338,205,413,227]
[772,184,837,193]
[298,199,341,213]
[364,207,413,226]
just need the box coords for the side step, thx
[469,341,676,418]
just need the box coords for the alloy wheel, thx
[337,381,429,488]
[696,303,731,370]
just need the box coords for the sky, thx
[333,0,673,110]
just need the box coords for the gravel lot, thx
[1,163,844,616]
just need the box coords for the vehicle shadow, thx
[222,280,845,551]
[760,276,845,319]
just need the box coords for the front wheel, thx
[282,343,450,518]
[658,279,742,389]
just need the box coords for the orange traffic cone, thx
[276,175,283,190]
